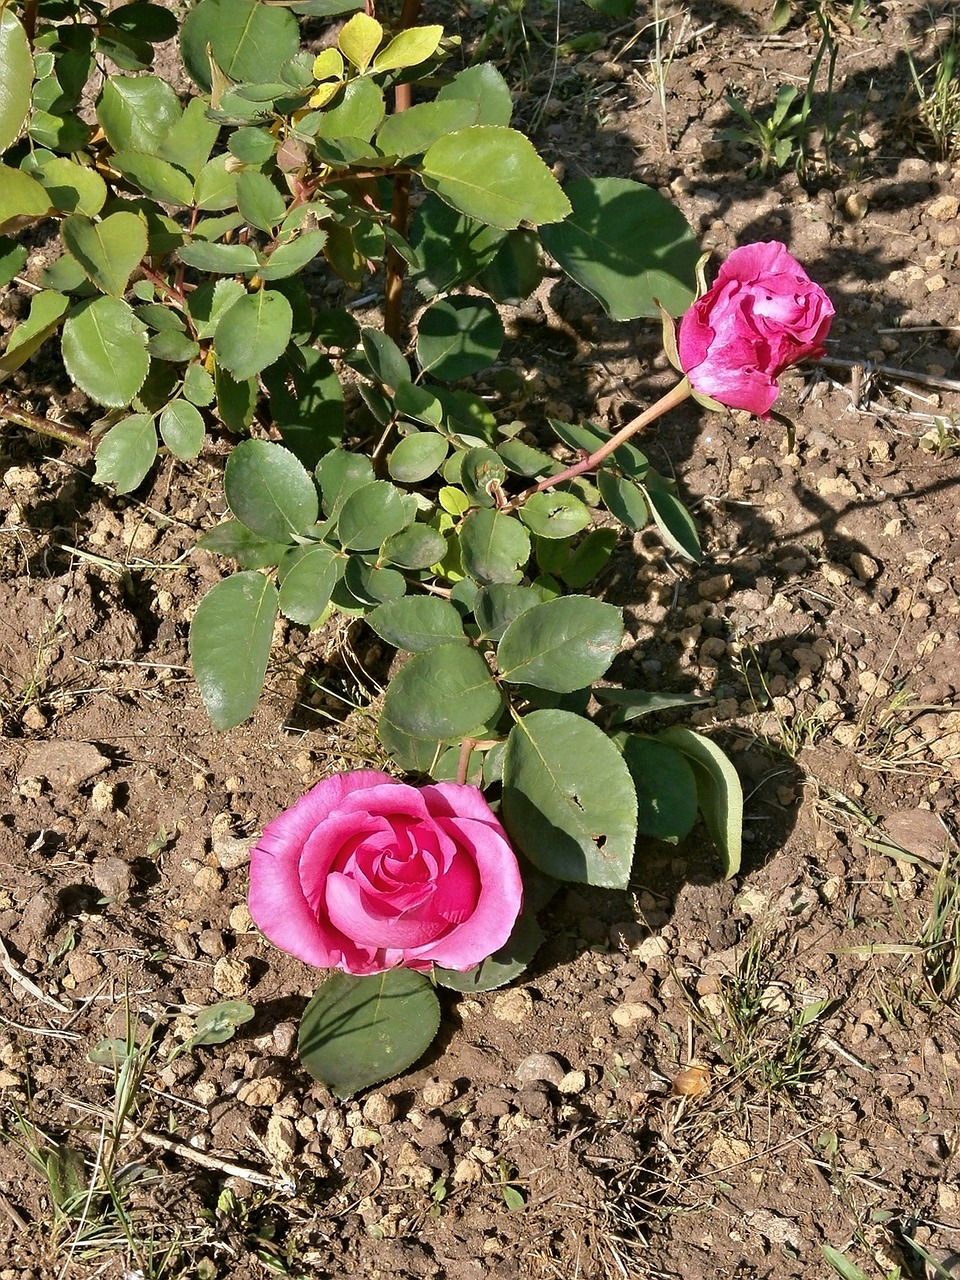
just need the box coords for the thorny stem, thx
[455,737,475,786]
[504,378,693,511]
[0,397,94,451]
[382,0,423,345]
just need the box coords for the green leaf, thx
[61,213,147,298]
[518,491,591,539]
[198,519,291,569]
[597,470,649,530]
[225,439,319,541]
[475,584,543,642]
[93,413,157,493]
[657,727,742,877]
[478,227,544,303]
[187,277,246,337]
[112,152,195,206]
[278,542,341,624]
[497,597,622,692]
[0,11,33,152]
[460,446,506,508]
[561,527,617,588]
[416,296,504,382]
[337,11,382,70]
[183,1000,255,1051]
[540,178,699,320]
[379,524,446,570]
[299,970,441,1100]
[0,238,28,289]
[459,509,530,585]
[373,24,443,71]
[621,737,698,843]
[316,76,385,145]
[260,347,344,470]
[317,448,375,519]
[0,166,53,235]
[640,477,701,562]
[434,905,545,992]
[158,96,221,177]
[180,0,300,91]
[821,1247,871,1280]
[501,709,638,888]
[183,361,216,407]
[0,291,70,379]
[258,230,327,281]
[409,196,506,299]
[381,644,504,740]
[336,480,413,551]
[193,156,239,211]
[389,432,448,484]
[228,125,278,166]
[190,572,279,728]
[377,99,480,160]
[96,75,181,153]
[594,688,710,723]
[367,597,467,652]
[61,296,149,408]
[341,558,405,607]
[214,289,293,380]
[422,126,571,230]
[361,327,410,390]
[235,169,287,234]
[437,64,513,126]
[159,398,205,460]
[216,367,257,431]
[34,157,107,217]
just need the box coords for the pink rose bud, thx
[249,771,524,976]
[678,241,834,416]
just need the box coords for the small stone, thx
[362,1092,398,1126]
[350,1126,382,1149]
[926,274,947,292]
[849,552,879,582]
[515,1053,566,1087]
[237,1076,283,1107]
[0,1071,21,1089]
[421,1077,457,1108]
[453,1157,483,1186]
[91,856,133,899]
[193,867,224,895]
[194,1080,218,1106]
[517,1087,551,1119]
[844,192,868,221]
[672,1065,711,1097]
[66,952,102,984]
[611,1002,655,1028]
[229,903,255,933]
[265,1115,298,1163]
[90,780,116,813]
[492,988,533,1024]
[213,956,250,998]
[17,741,111,789]
[198,928,226,958]
[698,573,732,602]
[557,1070,587,1095]
[272,1022,297,1055]
[634,935,669,966]
[927,194,959,220]
[821,562,852,588]
[211,812,257,871]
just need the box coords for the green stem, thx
[505,378,693,512]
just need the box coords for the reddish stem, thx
[0,398,94,451]
[506,379,693,511]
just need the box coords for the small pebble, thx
[213,956,250,998]
[237,1076,283,1107]
[362,1092,398,1126]
[492,988,533,1024]
[558,1070,587,1095]
[421,1077,457,1108]
[515,1053,566,1087]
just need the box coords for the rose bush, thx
[248,771,524,977]
[678,240,834,415]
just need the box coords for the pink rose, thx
[678,241,834,416]
[248,771,523,976]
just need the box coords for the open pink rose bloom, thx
[678,241,834,416]
[249,771,524,976]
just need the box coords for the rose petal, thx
[325,871,444,949]
[248,771,398,967]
